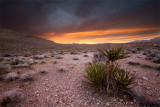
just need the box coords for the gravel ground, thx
[0,52,160,106]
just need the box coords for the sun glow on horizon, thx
[40,27,160,44]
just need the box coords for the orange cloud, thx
[40,27,160,44]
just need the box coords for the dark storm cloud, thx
[1,0,160,36]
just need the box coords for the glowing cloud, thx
[41,27,160,44]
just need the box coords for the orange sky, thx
[40,27,160,44]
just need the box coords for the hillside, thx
[0,28,56,49]
[129,37,160,43]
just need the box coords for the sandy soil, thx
[0,52,160,107]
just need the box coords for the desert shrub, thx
[141,64,152,68]
[84,54,89,57]
[85,47,136,93]
[1,89,24,107]
[20,71,34,81]
[155,64,160,71]
[53,61,57,64]
[55,55,63,59]
[84,61,106,88]
[4,72,18,81]
[113,66,136,92]
[0,64,10,75]
[128,60,140,66]
[59,66,67,71]
[12,63,30,68]
[39,68,48,74]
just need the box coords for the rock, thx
[83,54,89,57]
[105,102,110,106]
[55,56,63,59]
[45,89,49,92]
[4,72,18,81]
[20,71,34,81]
[1,89,24,106]
[138,82,142,86]
[0,64,11,75]
[142,77,148,80]
[40,68,48,74]
[73,56,79,60]
[59,66,67,71]
[141,64,152,68]
[63,96,67,102]
[119,99,123,102]
[128,60,140,66]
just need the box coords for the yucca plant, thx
[113,66,136,92]
[84,61,107,89]
[98,47,126,92]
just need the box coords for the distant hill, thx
[129,37,160,43]
[0,28,57,49]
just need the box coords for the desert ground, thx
[0,44,160,107]
[0,29,160,107]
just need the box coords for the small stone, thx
[106,102,110,106]
[63,96,67,102]
[142,77,148,80]
[138,82,142,86]
[119,99,123,102]
[45,89,49,92]
[73,56,79,60]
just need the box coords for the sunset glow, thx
[41,27,160,44]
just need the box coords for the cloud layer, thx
[1,0,160,43]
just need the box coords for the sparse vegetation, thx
[128,60,140,66]
[20,71,34,81]
[113,65,136,92]
[84,61,106,89]
[1,89,24,107]
[4,72,18,81]
[59,66,67,71]
[0,64,10,75]
[55,55,63,59]
[85,47,136,94]
[40,68,48,74]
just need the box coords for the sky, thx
[1,0,160,44]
